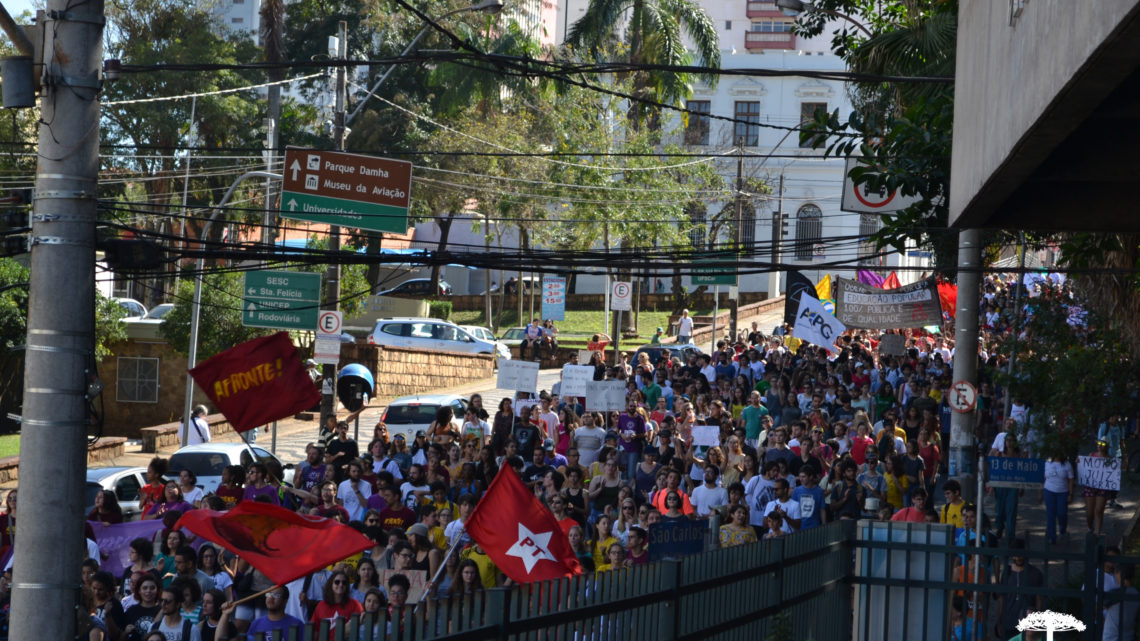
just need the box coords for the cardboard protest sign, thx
[1078,456,1121,491]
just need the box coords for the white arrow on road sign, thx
[290,158,301,181]
[287,198,297,212]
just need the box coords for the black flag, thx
[784,270,815,326]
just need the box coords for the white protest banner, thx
[1078,456,1121,491]
[496,359,540,394]
[560,364,595,397]
[691,424,720,448]
[793,293,846,354]
[585,380,627,412]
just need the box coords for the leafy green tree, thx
[160,271,272,359]
[566,0,720,129]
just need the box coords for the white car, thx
[111,297,147,319]
[460,325,511,360]
[381,394,467,442]
[168,443,295,494]
[367,317,510,360]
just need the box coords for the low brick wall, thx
[372,345,494,400]
[0,437,127,484]
[140,414,235,454]
[687,295,785,345]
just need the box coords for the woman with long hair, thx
[916,427,941,496]
[612,498,638,545]
[556,407,578,455]
[468,393,489,422]
[490,398,515,455]
[142,480,192,520]
[178,468,205,508]
[121,574,161,641]
[351,558,381,603]
[155,529,186,585]
[719,504,758,547]
[874,382,896,423]
[590,514,618,570]
[448,559,484,598]
[722,436,745,486]
[562,466,590,527]
[567,525,595,572]
[450,462,483,502]
[87,489,124,525]
[407,524,443,576]
[198,588,234,641]
[198,544,234,602]
[662,490,687,521]
[599,542,626,572]
[427,405,455,440]
[883,455,909,512]
[475,446,499,488]
[122,538,157,595]
[310,569,363,627]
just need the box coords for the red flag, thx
[937,281,958,319]
[881,271,901,290]
[189,332,320,432]
[465,466,582,583]
[174,501,372,586]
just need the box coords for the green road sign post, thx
[280,148,413,234]
[692,259,738,286]
[243,270,322,330]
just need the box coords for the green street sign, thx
[280,148,413,234]
[242,270,322,330]
[692,259,738,286]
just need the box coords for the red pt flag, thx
[937,281,958,319]
[465,466,582,583]
[174,501,372,586]
[189,332,320,432]
[881,271,902,290]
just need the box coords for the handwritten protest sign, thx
[496,359,540,394]
[585,380,627,412]
[380,569,428,601]
[560,365,595,397]
[1079,456,1121,491]
[878,334,906,357]
[514,398,540,417]
[691,424,720,448]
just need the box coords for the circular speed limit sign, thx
[948,380,978,413]
[318,310,343,335]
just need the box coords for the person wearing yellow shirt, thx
[940,479,966,529]
[591,514,619,570]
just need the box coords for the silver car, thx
[86,466,149,521]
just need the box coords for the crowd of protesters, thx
[1,273,1133,641]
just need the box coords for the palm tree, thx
[566,0,720,130]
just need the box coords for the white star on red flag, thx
[504,522,556,573]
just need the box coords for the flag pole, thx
[413,536,464,612]
[230,584,281,607]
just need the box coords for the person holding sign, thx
[1083,439,1117,535]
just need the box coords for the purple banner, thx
[856,269,885,288]
[90,519,166,577]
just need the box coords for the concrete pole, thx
[949,228,983,502]
[319,21,347,432]
[767,174,783,299]
[729,140,743,340]
[11,0,103,637]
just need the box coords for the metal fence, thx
[248,521,854,641]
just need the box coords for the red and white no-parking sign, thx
[611,281,632,312]
[840,158,922,214]
[317,310,343,336]
[948,380,977,413]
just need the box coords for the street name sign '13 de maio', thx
[281,147,413,234]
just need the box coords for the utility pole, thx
[729,139,744,341]
[767,174,784,299]
[12,0,103,638]
[1003,231,1026,422]
[949,228,983,502]
[319,21,347,435]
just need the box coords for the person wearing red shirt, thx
[891,489,930,522]
[548,495,576,537]
[138,457,169,516]
[650,469,694,516]
[310,569,362,635]
[849,422,875,466]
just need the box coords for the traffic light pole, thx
[12,0,103,638]
[320,21,347,435]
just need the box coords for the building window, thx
[231,17,244,23]
[725,20,732,29]
[751,20,792,32]
[734,101,760,146]
[795,204,822,261]
[684,100,711,146]
[740,206,756,249]
[233,0,244,4]
[116,357,159,403]
[858,214,881,265]
[800,102,827,148]
[688,205,707,249]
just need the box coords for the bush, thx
[428,300,452,321]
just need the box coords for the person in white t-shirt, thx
[573,413,607,466]
[763,479,802,534]
[461,408,490,446]
[674,309,694,344]
[537,396,560,442]
[690,465,729,517]
[183,405,211,447]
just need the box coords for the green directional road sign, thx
[280,148,413,234]
[692,259,738,286]
[242,270,322,330]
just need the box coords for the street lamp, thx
[774,0,873,38]
[346,0,504,126]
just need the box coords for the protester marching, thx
[7,268,1136,641]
